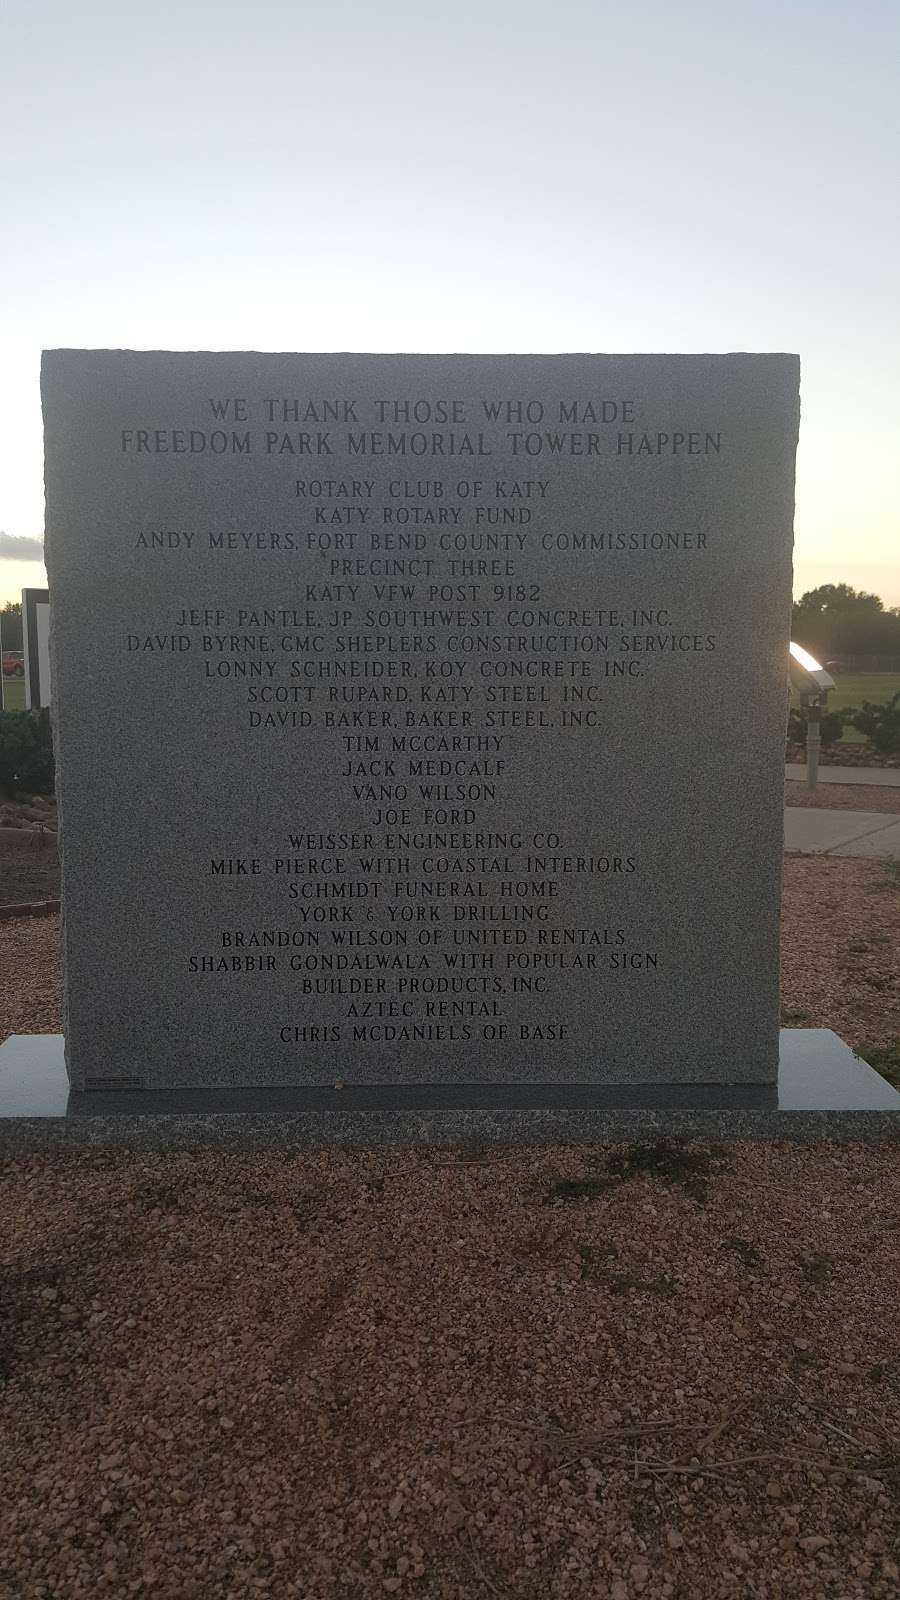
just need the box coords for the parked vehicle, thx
[2,651,24,676]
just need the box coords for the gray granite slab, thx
[42,352,799,1092]
[1,1031,897,1149]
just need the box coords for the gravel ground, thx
[779,857,900,1044]
[1,866,899,1599]
[0,835,60,906]
[2,1143,900,1599]
[786,745,900,771]
[0,914,62,1037]
[785,782,900,815]
[0,796,58,906]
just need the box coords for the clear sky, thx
[1,0,898,609]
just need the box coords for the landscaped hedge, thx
[0,709,55,795]
[850,692,900,754]
[788,695,900,754]
[787,706,854,748]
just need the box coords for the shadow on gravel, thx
[544,1138,728,1207]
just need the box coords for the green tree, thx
[0,600,23,654]
[792,584,900,659]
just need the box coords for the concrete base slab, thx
[0,1031,897,1148]
[784,809,900,857]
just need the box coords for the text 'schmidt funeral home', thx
[42,352,799,1094]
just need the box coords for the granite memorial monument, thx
[41,350,799,1102]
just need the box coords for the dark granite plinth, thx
[0,1030,897,1149]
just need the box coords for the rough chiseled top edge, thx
[40,348,801,363]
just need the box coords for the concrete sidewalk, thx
[785,808,900,857]
[786,763,900,787]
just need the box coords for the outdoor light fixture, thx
[789,641,835,696]
[789,642,835,791]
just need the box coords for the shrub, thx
[850,692,900,753]
[787,706,853,747]
[0,708,55,796]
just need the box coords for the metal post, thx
[806,701,820,792]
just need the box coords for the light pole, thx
[789,643,836,792]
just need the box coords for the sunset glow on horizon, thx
[1,1,898,611]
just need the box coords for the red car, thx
[2,651,24,676]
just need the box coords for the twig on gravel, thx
[460,1530,511,1598]
[564,1423,708,1448]
[433,1158,498,1168]
[476,1402,896,1497]
[638,1451,834,1476]
[848,1400,900,1453]
[493,1418,706,1442]
[694,1396,753,1457]
[640,1462,730,1483]
[817,1418,871,1453]
[785,1374,892,1455]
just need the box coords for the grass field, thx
[823,671,900,711]
[0,676,26,712]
